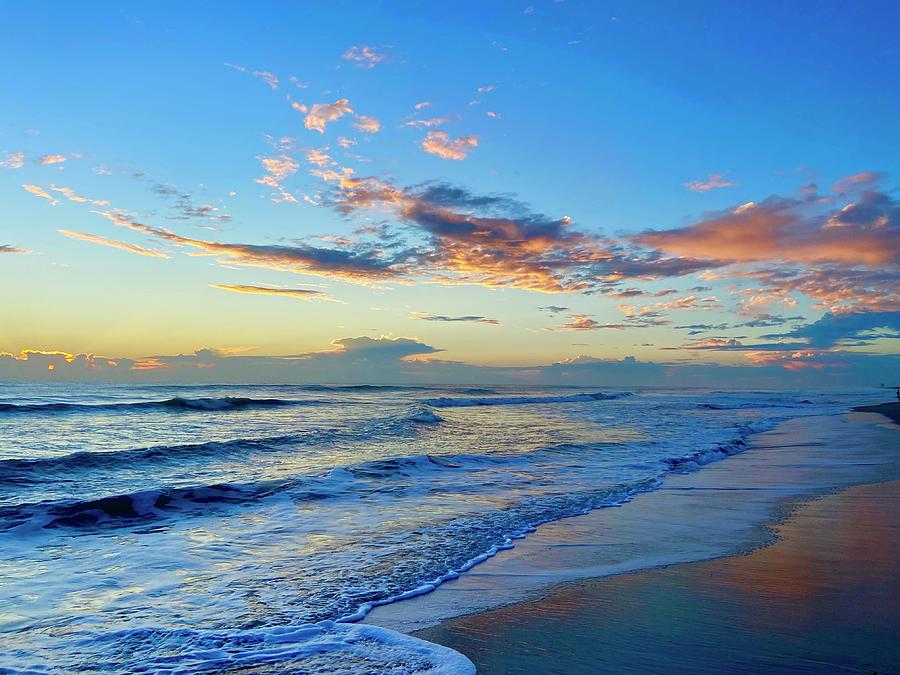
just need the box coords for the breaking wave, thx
[424,391,632,408]
[0,396,315,414]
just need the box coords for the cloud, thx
[420,131,478,160]
[402,116,457,128]
[764,310,900,348]
[412,312,500,325]
[538,305,569,315]
[38,154,67,165]
[739,265,900,314]
[684,173,736,192]
[150,183,232,223]
[342,45,386,69]
[682,338,743,349]
[333,177,715,293]
[560,315,603,330]
[256,155,299,203]
[0,244,31,254]
[224,63,279,89]
[3,339,897,386]
[49,185,110,206]
[353,115,381,133]
[414,101,431,111]
[22,184,59,205]
[477,85,496,94]
[211,284,337,302]
[95,210,404,283]
[305,148,335,168]
[58,229,170,258]
[305,99,353,133]
[635,177,900,266]
[0,151,25,169]
[831,171,882,195]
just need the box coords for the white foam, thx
[424,392,629,408]
[0,621,475,674]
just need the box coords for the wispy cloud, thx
[560,315,604,330]
[58,229,170,258]
[402,116,458,128]
[420,131,479,160]
[353,115,381,133]
[305,99,353,133]
[224,62,279,89]
[683,173,735,191]
[38,154,67,165]
[49,185,110,206]
[22,183,59,205]
[342,45,386,69]
[255,155,299,203]
[0,244,31,254]
[0,151,25,169]
[95,210,404,283]
[211,284,338,302]
[414,101,432,111]
[412,312,500,325]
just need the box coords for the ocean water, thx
[0,383,883,672]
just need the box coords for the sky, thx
[1,0,899,385]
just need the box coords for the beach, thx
[416,478,900,674]
[3,388,897,672]
[366,407,900,673]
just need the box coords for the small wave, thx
[424,391,631,408]
[406,407,444,424]
[0,433,309,484]
[0,450,474,533]
[0,396,313,415]
[0,407,444,487]
[698,400,813,411]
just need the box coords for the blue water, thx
[0,383,880,672]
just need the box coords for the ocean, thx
[0,383,884,672]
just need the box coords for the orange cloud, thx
[58,229,170,258]
[256,155,299,203]
[49,185,110,206]
[22,184,59,205]
[684,173,736,192]
[420,131,478,160]
[636,182,900,266]
[211,284,337,302]
[342,45,385,69]
[305,99,353,133]
[39,154,67,165]
[0,151,25,169]
[95,210,402,284]
[353,115,381,133]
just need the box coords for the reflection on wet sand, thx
[417,479,900,674]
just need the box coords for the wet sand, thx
[417,478,900,674]
[854,400,900,424]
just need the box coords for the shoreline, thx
[853,400,900,424]
[366,410,900,635]
[416,477,900,673]
[363,408,900,671]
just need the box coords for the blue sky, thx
[1,1,899,383]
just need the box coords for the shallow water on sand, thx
[0,383,887,672]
